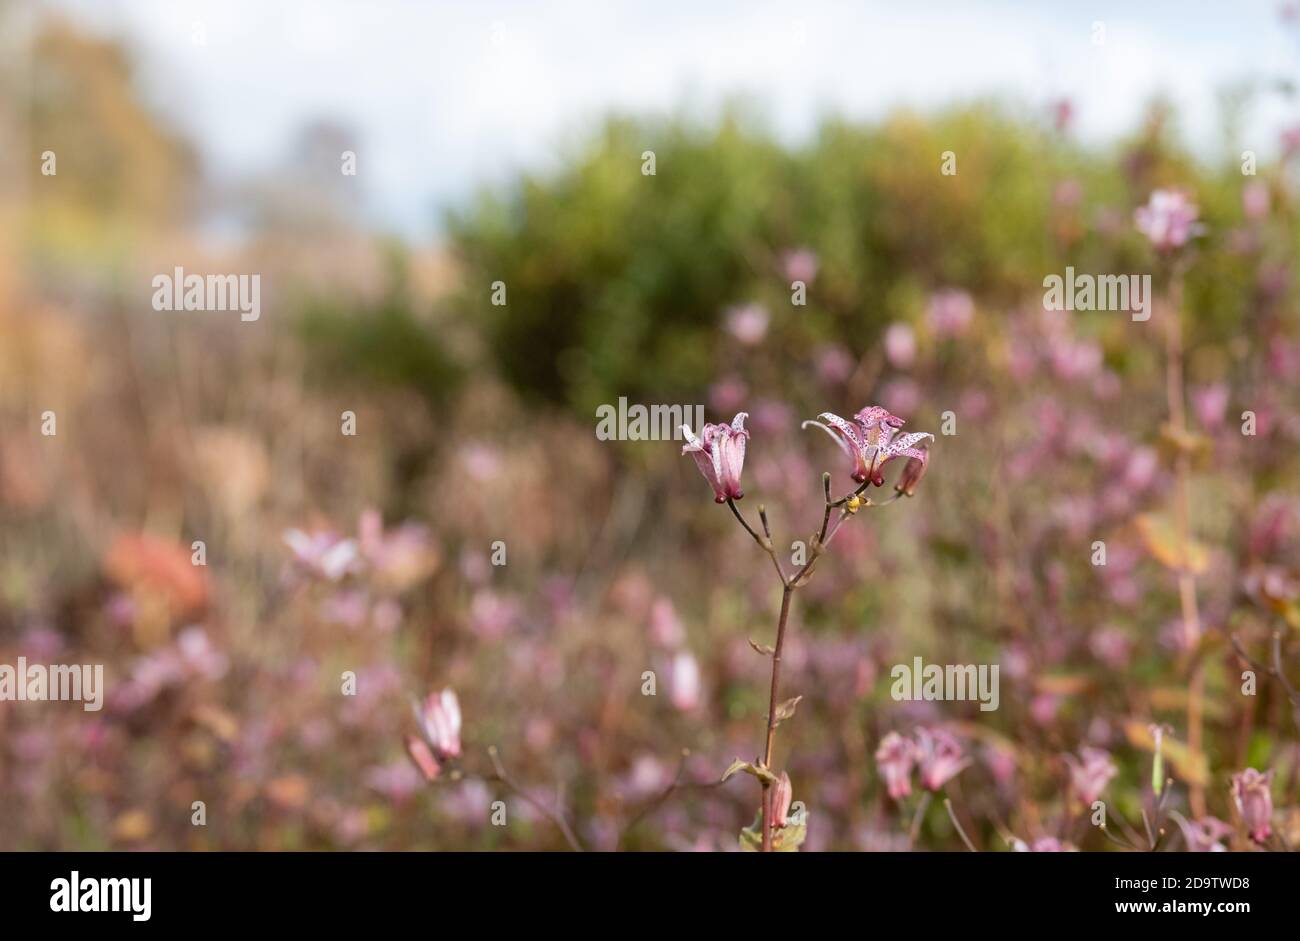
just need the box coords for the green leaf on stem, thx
[721,758,777,785]
[738,813,808,852]
[770,695,803,726]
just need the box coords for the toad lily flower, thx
[875,731,917,800]
[415,688,462,760]
[803,405,933,486]
[1065,746,1118,806]
[1231,768,1274,843]
[681,412,749,503]
[915,726,970,791]
[1135,189,1202,252]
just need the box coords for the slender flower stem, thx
[1164,265,1206,817]
[908,791,933,846]
[486,745,585,852]
[728,499,788,585]
[944,798,977,852]
[725,465,909,850]
[760,584,794,851]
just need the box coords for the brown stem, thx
[760,584,795,851]
[486,745,585,852]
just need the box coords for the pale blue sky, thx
[49,0,1300,239]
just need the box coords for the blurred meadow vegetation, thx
[2,12,1299,851]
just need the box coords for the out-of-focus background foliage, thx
[2,3,1300,850]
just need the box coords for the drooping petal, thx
[887,432,934,455]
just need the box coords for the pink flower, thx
[1135,189,1202,251]
[1013,837,1076,852]
[815,344,856,384]
[771,772,794,828]
[1192,383,1228,431]
[1065,747,1118,805]
[1282,124,1300,157]
[649,597,685,648]
[415,689,462,760]
[725,304,769,345]
[915,727,969,791]
[927,289,974,337]
[781,248,819,284]
[802,405,933,486]
[1243,181,1270,221]
[681,412,749,503]
[1173,814,1233,852]
[668,651,702,711]
[883,323,917,368]
[283,528,359,580]
[405,736,441,782]
[875,731,916,800]
[1231,768,1274,843]
[1050,97,1074,133]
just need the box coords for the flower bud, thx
[771,772,793,828]
[1231,768,1274,843]
[894,450,929,497]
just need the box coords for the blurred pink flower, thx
[1231,768,1274,843]
[1065,747,1118,805]
[649,597,685,648]
[875,731,916,800]
[1243,181,1270,221]
[1173,814,1233,852]
[1050,97,1074,133]
[1282,123,1300,157]
[883,322,917,368]
[405,736,441,782]
[915,727,969,791]
[358,510,438,591]
[367,758,423,800]
[1135,189,1201,251]
[461,443,503,482]
[415,689,462,760]
[1014,837,1076,852]
[1089,626,1133,669]
[709,375,749,414]
[927,289,974,337]
[669,650,702,711]
[781,248,819,284]
[1192,383,1229,431]
[815,344,856,384]
[469,589,521,639]
[1031,693,1060,726]
[879,378,920,416]
[681,412,749,503]
[725,303,769,345]
[283,528,359,581]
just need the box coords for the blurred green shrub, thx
[446,101,1289,419]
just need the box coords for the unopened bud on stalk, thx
[772,772,793,828]
[895,449,930,497]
